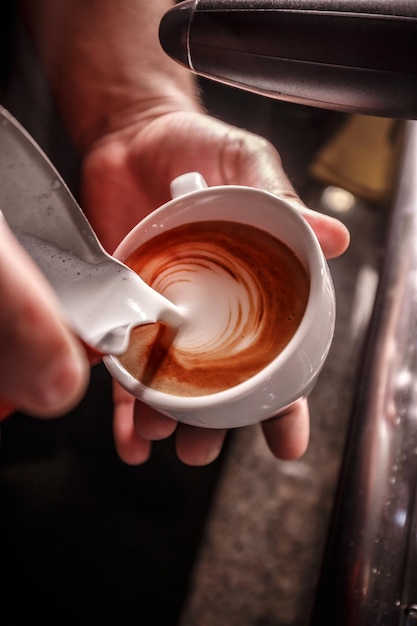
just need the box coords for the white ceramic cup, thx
[103,172,335,429]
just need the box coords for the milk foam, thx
[144,246,263,360]
[13,230,181,352]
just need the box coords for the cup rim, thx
[105,184,334,410]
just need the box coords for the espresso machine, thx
[159,0,417,119]
[160,3,417,625]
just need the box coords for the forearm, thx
[19,0,201,153]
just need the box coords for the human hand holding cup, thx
[104,172,335,429]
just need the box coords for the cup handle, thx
[170,172,208,198]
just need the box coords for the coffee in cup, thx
[118,219,310,396]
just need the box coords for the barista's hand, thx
[81,111,350,465]
[0,216,90,421]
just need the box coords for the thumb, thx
[0,218,90,418]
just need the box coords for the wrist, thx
[20,0,203,154]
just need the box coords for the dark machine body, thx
[159,0,417,119]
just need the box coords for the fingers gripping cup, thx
[104,173,335,429]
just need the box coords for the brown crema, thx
[119,221,310,396]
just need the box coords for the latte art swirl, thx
[119,221,310,396]
[142,245,267,359]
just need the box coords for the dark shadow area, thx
[0,364,228,625]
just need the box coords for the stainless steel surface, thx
[0,105,182,354]
[312,122,417,625]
